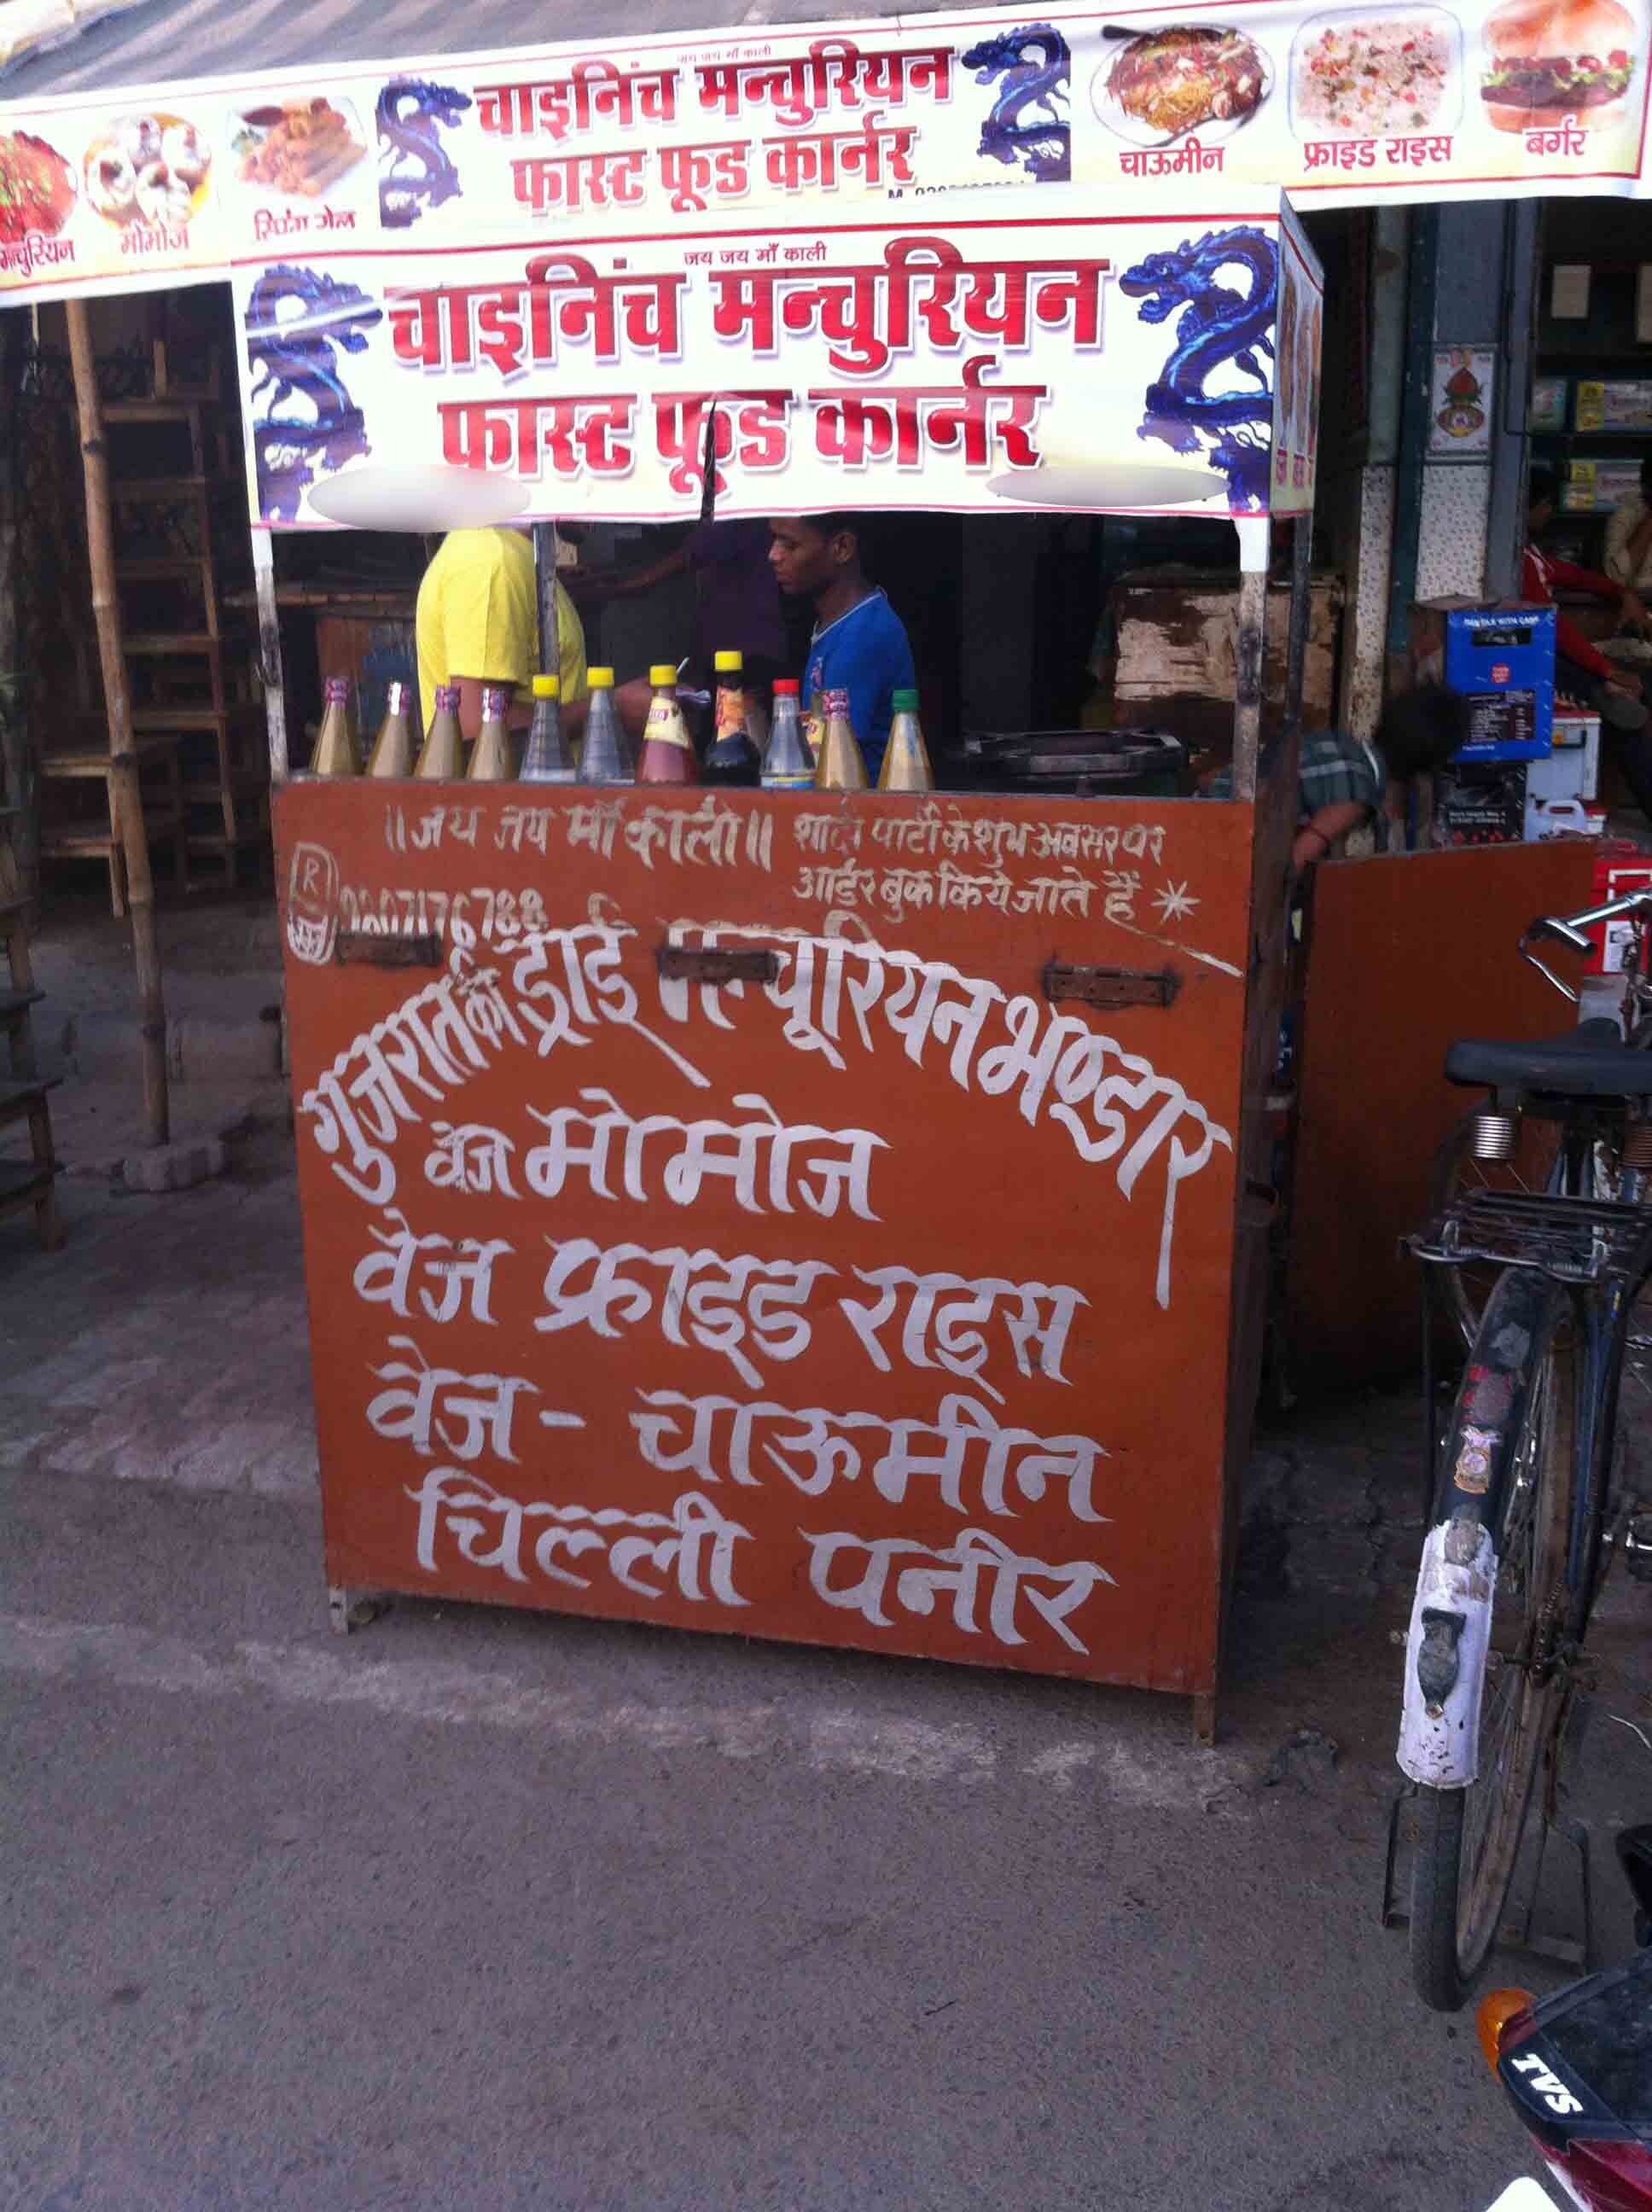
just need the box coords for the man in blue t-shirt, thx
[768,514,916,780]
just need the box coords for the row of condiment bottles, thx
[307,651,934,793]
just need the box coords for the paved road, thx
[3,1150,1649,2212]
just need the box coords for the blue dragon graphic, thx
[243,265,383,522]
[1119,228,1277,511]
[378,79,471,230]
[960,23,1069,183]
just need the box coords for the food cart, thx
[3,5,1337,1738]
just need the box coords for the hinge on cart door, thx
[334,930,443,968]
[1041,960,1181,1010]
[655,944,781,987]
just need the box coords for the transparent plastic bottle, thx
[577,667,631,785]
[877,687,934,793]
[364,680,414,779]
[521,673,575,783]
[702,649,762,788]
[414,684,464,780]
[813,687,868,791]
[761,679,814,790]
[637,662,699,787]
[310,676,359,777]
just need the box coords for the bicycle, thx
[1400,887,1652,2012]
[1429,887,1652,1348]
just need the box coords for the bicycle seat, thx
[1446,1019,1652,1097]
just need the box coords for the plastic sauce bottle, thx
[761,679,815,790]
[365,680,415,778]
[878,687,934,793]
[577,667,631,785]
[311,676,360,777]
[467,684,515,780]
[521,673,575,783]
[813,687,868,791]
[637,662,699,787]
[702,649,762,788]
[414,684,464,779]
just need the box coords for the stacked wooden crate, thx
[0,808,62,1252]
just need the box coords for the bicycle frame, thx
[1401,888,1652,1790]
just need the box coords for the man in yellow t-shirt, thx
[416,527,589,742]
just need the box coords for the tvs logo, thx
[1507,2052,1583,2117]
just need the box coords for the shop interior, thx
[1532,197,1652,577]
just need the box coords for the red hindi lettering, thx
[653,389,792,494]
[657,139,750,212]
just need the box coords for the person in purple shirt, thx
[768,513,916,780]
[585,517,788,740]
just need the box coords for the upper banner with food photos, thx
[0,0,1648,306]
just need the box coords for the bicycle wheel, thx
[1410,1277,1578,2011]
[1428,1109,1566,1348]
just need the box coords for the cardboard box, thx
[1530,377,1568,430]
[1527,713,1600,804]
[1434,762,1527,846]
[1524,796,1599,840]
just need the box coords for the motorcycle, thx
[1477,1828,1652,2210]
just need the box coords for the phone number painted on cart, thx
[340,884,551,946]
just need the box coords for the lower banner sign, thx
[235,200,1317,522]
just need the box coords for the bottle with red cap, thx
[761,679,814,790]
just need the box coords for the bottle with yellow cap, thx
[637,662,698,787]
[577,666,631,784]
[467,684,515,781]
[877,687,934,793]
[521,673,575,783]
[414,684,464,779]
[813,687,868,791]
[310,676,360,777]
[703,649,761,789]
[364,680,414,778]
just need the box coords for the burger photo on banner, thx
[1480,0,1647,153]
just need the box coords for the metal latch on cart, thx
[1041,960,1181,1010]
[334,930,443,969]
[655,944,780,987]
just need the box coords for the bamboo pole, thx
[66,299,169,1149]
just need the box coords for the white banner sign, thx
[230,198,1322,524]
[3,0,1649,315]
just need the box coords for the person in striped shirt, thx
[1201,687,1467,868]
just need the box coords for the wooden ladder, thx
[42,331,266,909]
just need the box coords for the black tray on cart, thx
[957,726,1187,799]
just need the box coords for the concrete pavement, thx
[3,1120,1651,2212]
